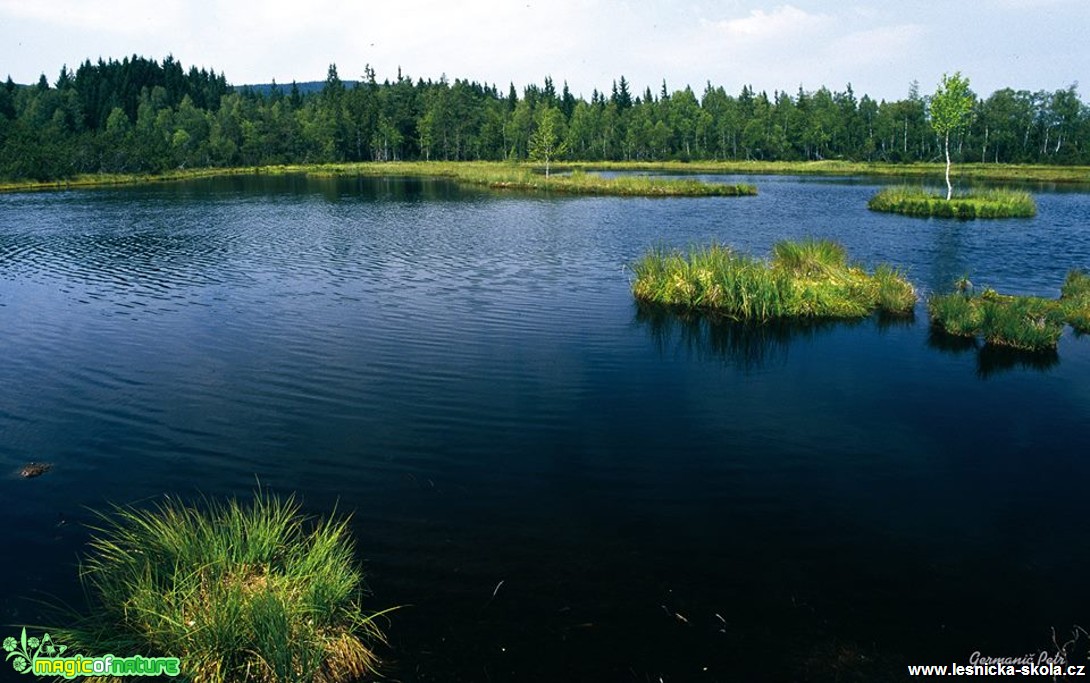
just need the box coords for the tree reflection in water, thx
[926,326,1060,379]
[634,301,873,371]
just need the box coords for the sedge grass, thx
[567,161,1090,185]
[928,272,1090,351]
[868,186,1037,218]
[631,238,916,321]
[305,162,756,196]
[1060,269,1090,333]
[1060,268,1090,300]
[979,295,1065,350]
[6,160,1090,194]
[49,490,390,683]
[0,161,756,197]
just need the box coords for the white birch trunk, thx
[944,132,953,201]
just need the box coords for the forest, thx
[0,54,1087,181]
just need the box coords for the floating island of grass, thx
[929,270,1090,351]
[631,238,916,321]
[308,162,757,197]
[49,491,391,683]
[868,186,1037,219]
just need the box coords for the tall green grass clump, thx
[929,272,1090,351]
[631,244,791,320]
[53,491,389,683]
[868,186,1036,218]
[928,290,984,338]
[1060,268,1090,333]
[978,295,1065,350]
[631,238,915,321]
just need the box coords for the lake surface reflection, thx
[2,174,1089,681]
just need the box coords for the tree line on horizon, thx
[0,54,1087,181]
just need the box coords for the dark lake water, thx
[2,174,1090,681]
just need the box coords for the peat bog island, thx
[3,22,1090,683]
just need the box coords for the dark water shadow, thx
[130,173,473,203]
[977,343,1060,379]
[926,326,980,355]
[875,309,918,332]
[634,301,870,371]
[926,327,1060,379]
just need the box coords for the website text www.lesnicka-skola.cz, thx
[907,662,1087,676]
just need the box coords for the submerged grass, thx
[929,271,1090,350]
[867,186,1037,218]
[50,490,390,683]
[631,238,916,321]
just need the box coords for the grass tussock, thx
[1060,269,1090,334]
[929,271,1090,350]
[631,238,916,321]
[51,491,390,683]
[868,186,1037,218]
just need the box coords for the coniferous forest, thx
[1,54,1088,181]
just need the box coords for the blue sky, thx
[1,0,1087,101]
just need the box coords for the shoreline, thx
[2,160,1088,195]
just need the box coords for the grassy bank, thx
[566,160,1090,185]
[867,187,1037,218]
[50,491,390,683]
[631,238,916,321]
[0,161,756,197]
[5,159,1090,195]
[0,166,261,193]
[929,270,1090,351]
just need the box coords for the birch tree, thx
[529,104,567,180]
[930,72,974,200]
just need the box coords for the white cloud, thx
[825,23,925,73]
[713,5,832,40]
[838,23,922,54]
[993,0,1075,7]
[648,5,933,98]
[0,1,1085,101]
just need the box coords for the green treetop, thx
[529,104,567,180]
[930,72,975,200]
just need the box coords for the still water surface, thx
[2,174,1090,681]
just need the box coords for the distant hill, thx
[237,81,359,96]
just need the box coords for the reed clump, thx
[631,238,916,321]
[929,270,1090,350]
[868,186,1037,218]
[51,491,390,683]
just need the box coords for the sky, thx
[1,0,1088,102]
